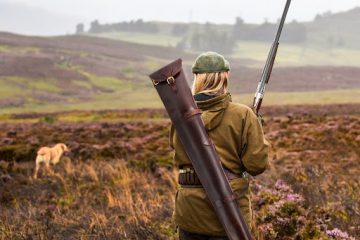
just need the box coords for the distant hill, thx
[0,32,360,113]
[73,7,360,70]
[0,32,194,112]
[305,7,360,49]
[85,7,360,52]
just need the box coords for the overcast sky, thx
[1,0,360,35]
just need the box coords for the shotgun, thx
[253,0,292,115]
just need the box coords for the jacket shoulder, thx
[227,102,252,116]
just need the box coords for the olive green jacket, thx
[169,93,269,236]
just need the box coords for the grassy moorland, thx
[87,31,360,68]
[232,41,360,67]
[1,32,360,114]
[90,32,182,47]
[233,89,360,107]
[0,106,359,239]
[87,8,360,68]
[2,88,360,115]
[3,7,360,114]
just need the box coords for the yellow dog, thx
[33,143,69,179]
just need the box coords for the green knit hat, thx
[192,51,230,74]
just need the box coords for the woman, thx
[169,52,269,239]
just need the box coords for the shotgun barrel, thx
[253,0,292,115]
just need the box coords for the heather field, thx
[0,105,359,239]
[0,30,360,240]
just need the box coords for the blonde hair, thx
[192,72,229,95]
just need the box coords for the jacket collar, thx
[195,93,232,111]
[194,93,216,101]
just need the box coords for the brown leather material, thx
[149,59,252,240]
[150,59,182,85]
[222,194,237,203]
[184,108,202,119]
[179,228,229,240]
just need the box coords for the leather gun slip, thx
[149,59,252,240]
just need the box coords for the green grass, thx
[121,66,136,78]
[86,74,128,92]
[232,41,360,67]
[89,30,360,67]
[233,89,360,106]
[1,88,360,114]
[0,44,39,53]
[72,80,92,90]
[0,79,25,98]
[144,58,166,71]
[0,91,161,114]
[0,72,161,114]
[90,32,182,47]
[27,79,61,93]
[0,77,61,99]
[1,34,359,114]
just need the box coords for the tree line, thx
[232,17,306,43]
[84,19,159,34]
[173,19,307,53]
[76,18,307,54]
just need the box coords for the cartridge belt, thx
[178,167,247,186]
